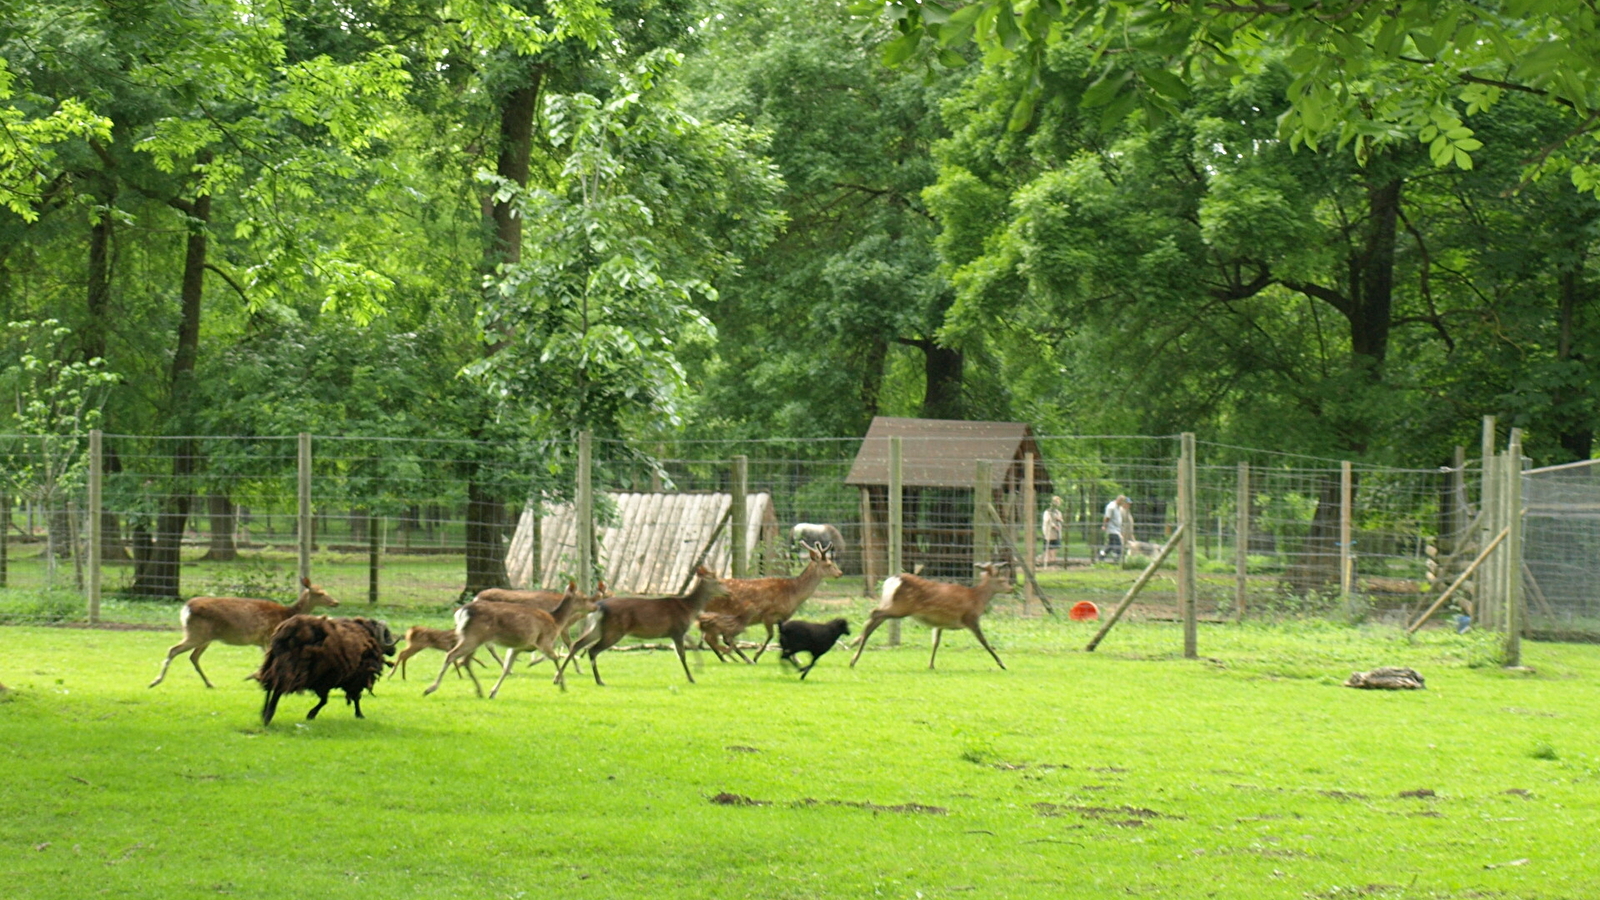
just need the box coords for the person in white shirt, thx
[1101,494,1130,563]
[1041,495,1065,568]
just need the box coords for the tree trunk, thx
[1284,474,1343,594]
[200,492,237,561]
[129,165,210,600]
[857,334,888,423]
[464,477,509,595]
[920,342,964,420]
[1349,177,1401,371]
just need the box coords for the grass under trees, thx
[1,614,1597,899]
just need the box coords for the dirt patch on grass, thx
[708,792,769,807]
[1318,789,1369,801]
[1033,802,1180,825]
[710,793,946,814]
[1398,788,1436,798]
[991,761,1071,771]
[724,745,760,754]
[1502,788,1534,798]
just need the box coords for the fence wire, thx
[0,430,1497,632]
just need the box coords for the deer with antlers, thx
[849,563,1012,671]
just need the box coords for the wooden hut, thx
[845,417,1052,580]
[504,491,780,594]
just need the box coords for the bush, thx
[0,587,83,624]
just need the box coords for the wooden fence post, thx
[859,488,877,598]
[298,432,312,585]
[731,454,748,578]
[1478,416,1497,628]
[1023,452,1036,614]
[88,429,102,624]
[577,430,594,594]
[367,509,379,605]
[1179,433,1197,659]
[974,459,992,566]
[888,435,903,646]
[1235,460,1248,622]
[1340,459,1354,601]
[1505,428,1524,666]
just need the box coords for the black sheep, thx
[255,615,397,725]
[778,617,851,680]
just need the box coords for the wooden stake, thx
[577,430,593,594]
[888,436,903,646]
[1086,524,1186,651]
[1023,452,1036,614]
[1235,460,1248,622]
[88,429,102,624]
[1505,429,1524,665]
[731,455,748,578]
[982,499,1055,615]
[859,488,876,598]
[1179,433,1197,659]
[298,432,312,585]
[1339,460,1353,598]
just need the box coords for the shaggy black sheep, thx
[778,617,851,680]
[255,615,397,725]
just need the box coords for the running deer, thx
[424,581,583,698]
[555,566,730,686]
[472,581,610,668]
[849,563,1012,671]
[704,542,842,661]
[697,596,758,664]
[150,577,339,688]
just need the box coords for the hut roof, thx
[505,491,778,594]
[845,416,1049,489]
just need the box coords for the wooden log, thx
[1086,524,1186,652]
[1407,526,1509,634]
[983,499,1055,615]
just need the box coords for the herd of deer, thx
[149,539,1018,715]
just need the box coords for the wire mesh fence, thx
[0,426,1509,641]
[1524,458,1600,637]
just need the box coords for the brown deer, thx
[150,577,339,688]
[555,566,730,686]
[424,581,583,698]
[849,563,1012,670]
[704,542,842,661]
[471,581,609,673]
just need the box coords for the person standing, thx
[1101,494,1130,563]
[1041,495,1065,568]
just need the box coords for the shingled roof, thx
[845,417,1050,490]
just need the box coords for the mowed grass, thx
[2,617,1598,899]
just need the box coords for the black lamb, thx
[255,615,397,725]
[778,617,852,680]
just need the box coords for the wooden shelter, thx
[845,417,1052,579]
[505,491,780,594]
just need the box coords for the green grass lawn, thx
[2,614,1597,899]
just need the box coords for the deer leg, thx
[968,621,1006,670]
[540,635,567,691]
[555,618,602,685]
[390,647,416,680]
[751,622,776,662]
[849,612,891,667]
[306,690,330,720]
[425,639,479,697]
[488,648,518,700]
[672,632,696,684]
[928,628,943,669]
[150,637,202,687]
[188,644,216,689]
[730,642,754,664]
[486,645,504,668]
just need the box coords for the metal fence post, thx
[731,455,748,578]
[887,435,902,646]
[298,432,311,585]
[577,430,593,594]
[88,429,102,624]
[1235,460,1249,622]
[1179,433,1197,658]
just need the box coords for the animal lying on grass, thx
[777,617,851,680]
[254,615,397,726]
